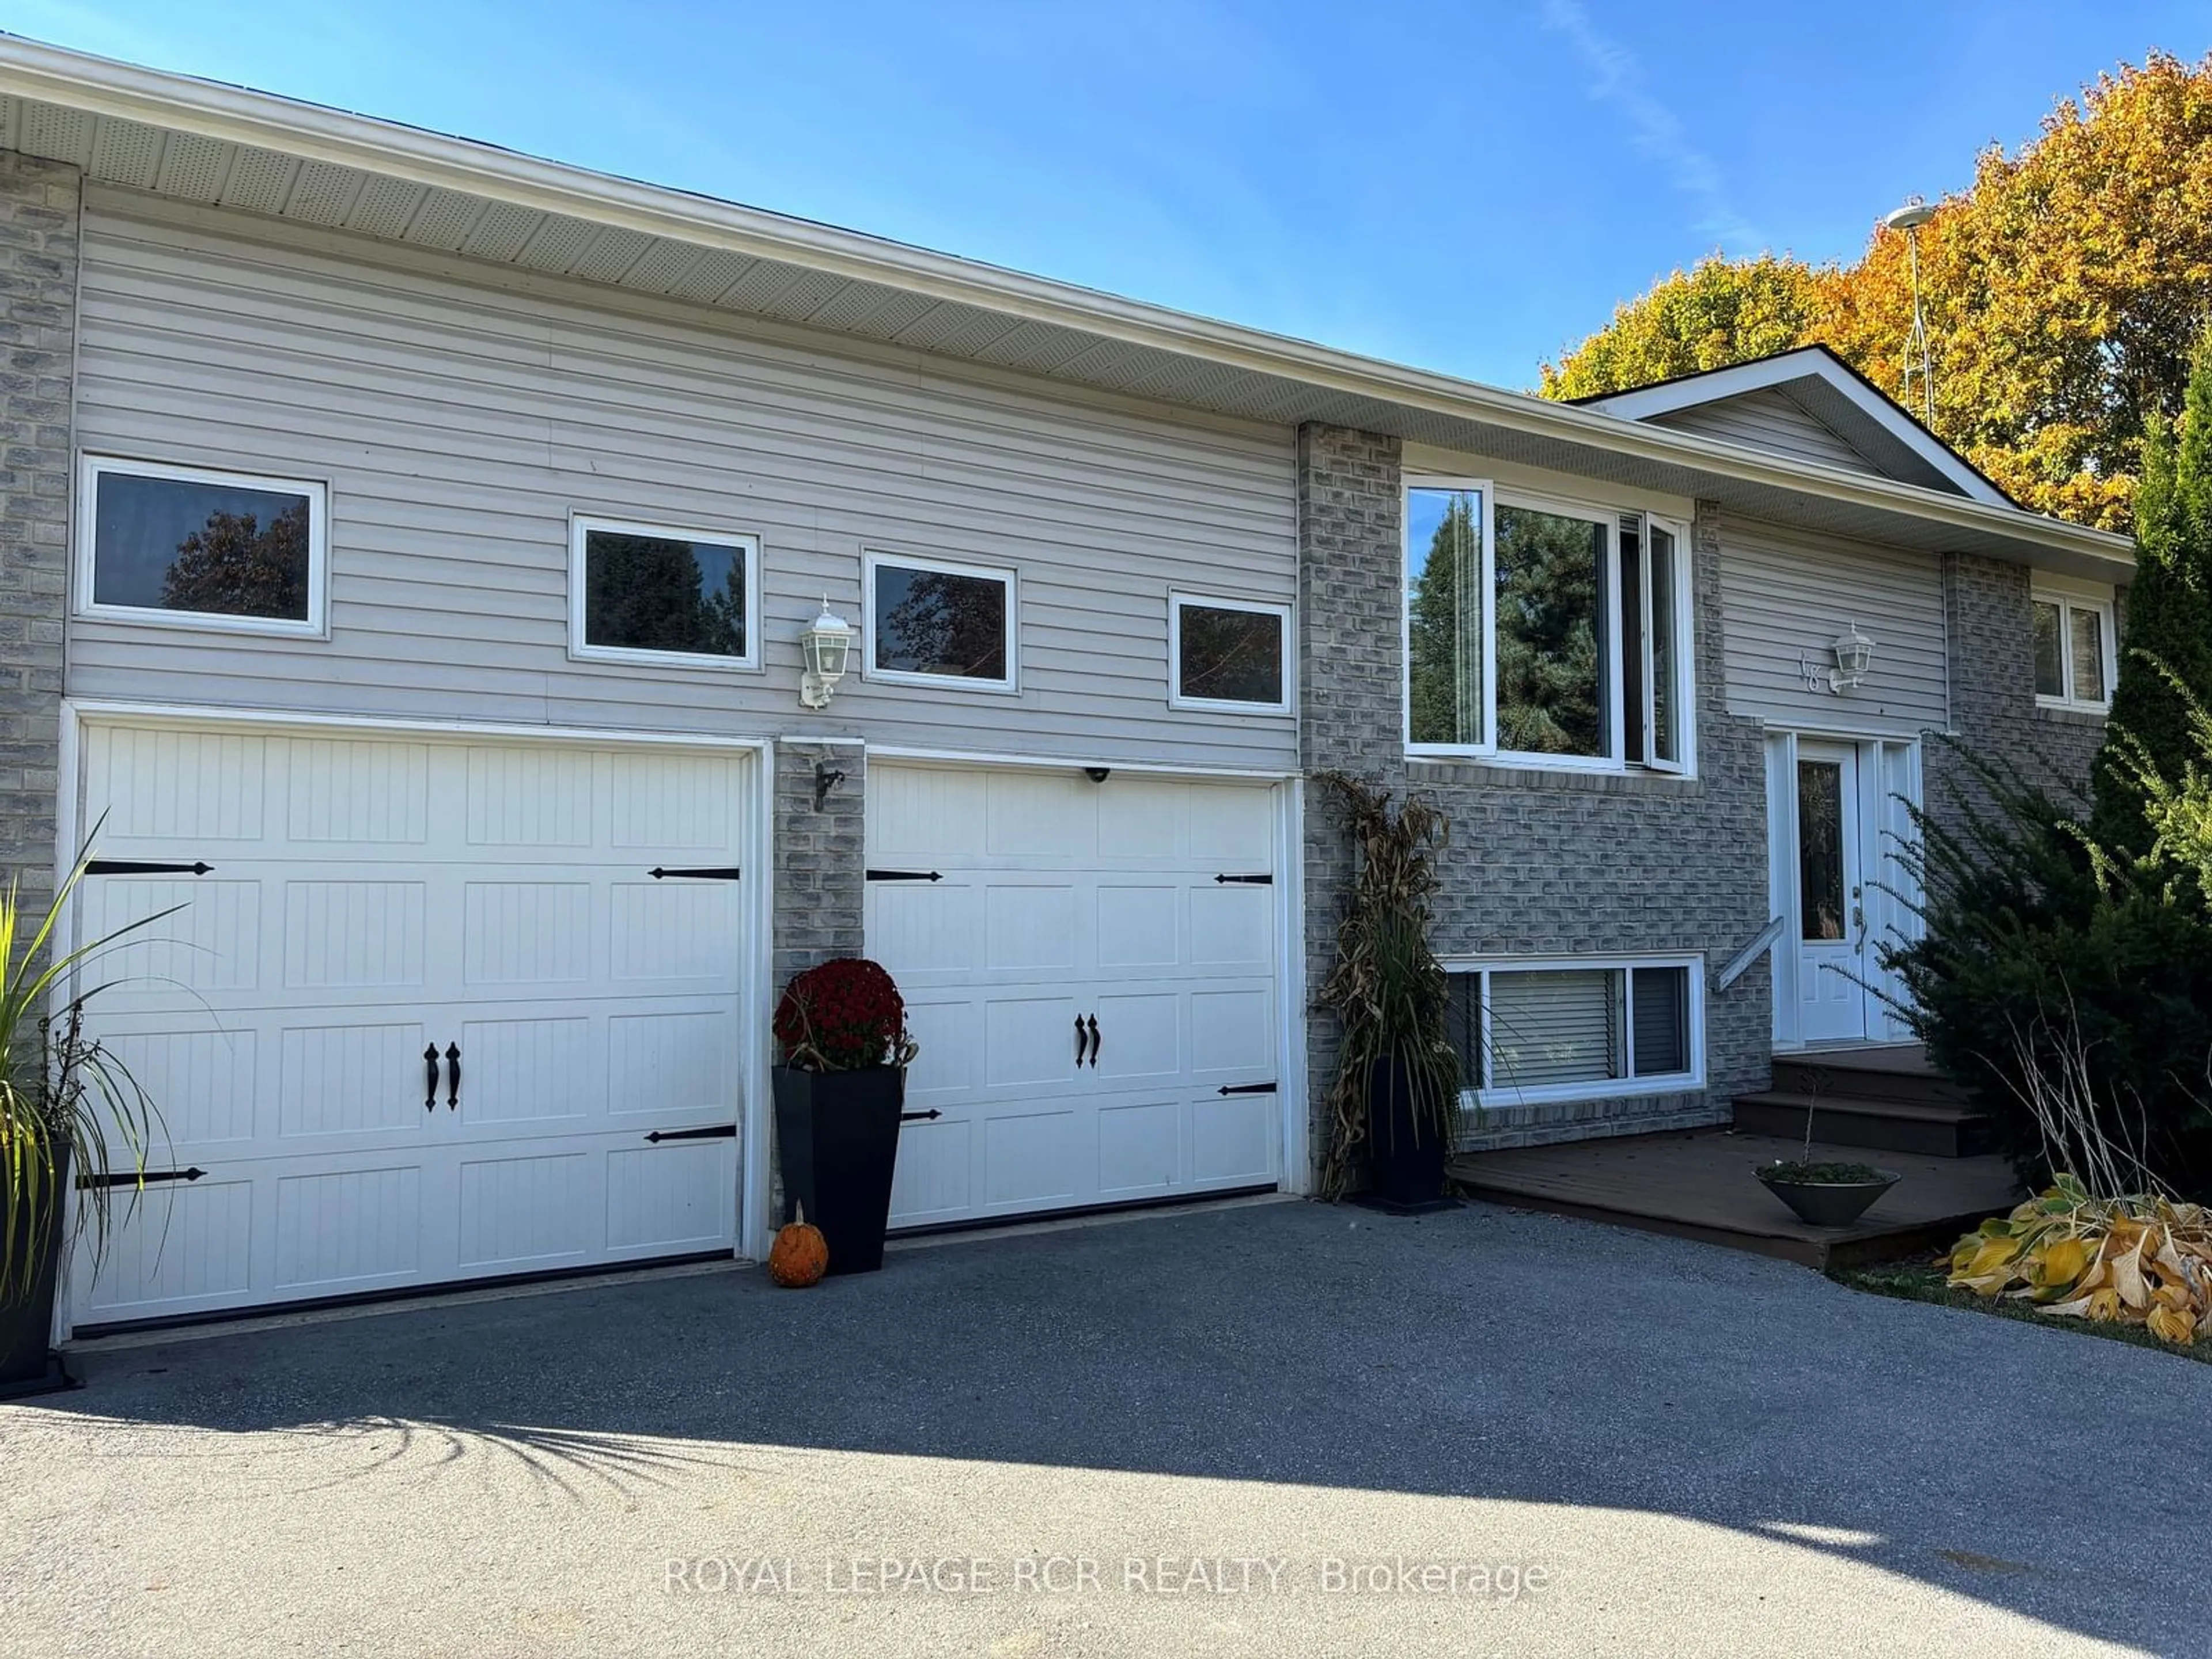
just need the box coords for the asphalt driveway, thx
[2,1196,2204,1658]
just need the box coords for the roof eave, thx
[0,35,2136,582]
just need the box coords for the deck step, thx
[1770,1054,1968,1110]
[1733,1090,1993,1158]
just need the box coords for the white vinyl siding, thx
[66,194,1298,770]
[1719,516,1948,738]
[1649,388,1880,476]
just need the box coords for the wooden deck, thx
[1447,1129,2023,1270]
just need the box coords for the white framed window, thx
[1403,478,1692,774]
[2031,579,2115,712]
[1169,592,1291,713]
[569,515,762,671]
[863,551,1017,692]
[76,454,328,637]
[1444,956,1703,1108]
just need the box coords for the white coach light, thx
[799,600,856,709]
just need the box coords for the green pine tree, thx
[2093,328,2212,853]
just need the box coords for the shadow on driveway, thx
[18,1198,2209,1652]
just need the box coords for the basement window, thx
[78,456,328,636]
[1445,958,1702,1106]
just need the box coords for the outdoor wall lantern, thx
[1804,623,1876,695]
[799,600,857,709]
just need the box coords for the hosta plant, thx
[1949,1176,2212,1347]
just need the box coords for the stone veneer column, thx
[770,739,867,990]
[1297,423,1774,1175]
[0,154,76,922]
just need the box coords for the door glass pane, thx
[1406,487,1484,745]
[93,470,313,622]
[2032,600,2065,697]
[584,528,749,658]
[1630,967,1690,1077]
[1487,968,1622,1089]
[872,563,1009,681]
[1177,603,1282,704]
[2069,606,2107,702]
[1649,527,1678,763]
[1494,505,1609,757]
[1797,759,1846,941]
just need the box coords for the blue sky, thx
[12,2,2209,388]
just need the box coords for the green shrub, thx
[1882,744,2212,1200]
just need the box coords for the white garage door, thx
[67,722,754,1330]
[868,764,1282,1229]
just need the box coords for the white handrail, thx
[1715,916,1786,992]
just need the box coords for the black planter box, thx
[772,1065,905,1275]
[1365,1057,1448,1207]
[1,1170,75,1400]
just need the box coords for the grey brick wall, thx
[0,154,74,922]
[1298,425,1772,1175]
[1927,552,2109,842]
[770,739,866,990]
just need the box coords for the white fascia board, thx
[0,37,2132,581]
[1582,350,2010,509]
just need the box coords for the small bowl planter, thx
[1757,1161,1902,1229]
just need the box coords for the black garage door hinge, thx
[648,866,742,880]
[84,860,213,877]
[1214,873,1272,885]
[644,1124,738,1143]
[900,1109,942,1123]
[866,869,942,882]
[1217,1082,1278,1096]
[78,1166,206,1189]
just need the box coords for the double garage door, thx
[70,721,753,1330]
[869,764,1283,1230]
[65,729,1286,1330]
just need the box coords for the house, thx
[0,39,2132,1338]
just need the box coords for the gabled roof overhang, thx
[0,35,2134,584]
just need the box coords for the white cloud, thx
[1540,0,1766,254]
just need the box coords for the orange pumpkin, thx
[768,1203,830,1288]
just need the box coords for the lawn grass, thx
[1831,1254,2212,1365]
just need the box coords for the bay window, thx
[1406,479,1690,771]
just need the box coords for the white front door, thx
[866,763,1282,1229]
[67,722,753,1330]
[1792,740,1868,1043]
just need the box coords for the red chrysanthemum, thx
[774,957,914,1072]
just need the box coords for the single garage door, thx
[867,763,1283,1229]
[68,721,755,1330]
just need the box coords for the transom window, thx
[1405,479,1690,771]
[569,516,760,669]
[1445,959,1701,1106]
[865,553,1016,690]
[77,456,328,635]
[2032,585,2115,711]
[1169,593,1291,712]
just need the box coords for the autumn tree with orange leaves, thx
[1540,51,2212,532]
